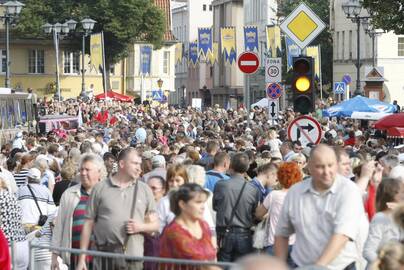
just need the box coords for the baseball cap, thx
[27,168,41,181]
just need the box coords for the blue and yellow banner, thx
[285,36,301,70]
[140,45,152,75]
[244,26,258,51]
[221,27,237,64]
[207,42,218,65]
[175,43,183,64]
[189,41,199,67]
[306,45,321,79]
[90,33,103,71]
[198,28,213,58]
[266,25,282,57]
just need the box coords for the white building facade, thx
[331,0,404,106]
[211,0,244,107]
[172,0,214,107]
[126,0,176,103]
[126,43,176,101]
[244,0,278,104]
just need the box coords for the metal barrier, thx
[29,243,237,270]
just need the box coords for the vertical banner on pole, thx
[266,25,282,57]
[90,33,103,72]
[101,32,107,97]
[140,45,152,75]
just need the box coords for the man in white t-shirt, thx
[274,144,367,270]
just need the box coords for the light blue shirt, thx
[204,170,230,192]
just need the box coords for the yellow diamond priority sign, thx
[280,3,326,49]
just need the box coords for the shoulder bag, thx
[27,184,48,226]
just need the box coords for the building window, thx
[398,37,404,56]
[63,51,80,74]
[203,4,207,11]
[28,49,44,74]
[0,50,6,73]
[336,32,339,60]
[163,51,170,74]
[349,30,353,59]
[342,31,345,60]
[209,5,212,11]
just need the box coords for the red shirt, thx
[160,219,216,269]
[0,229,10,270]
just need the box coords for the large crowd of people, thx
[0,96,403,270]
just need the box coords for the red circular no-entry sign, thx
[238,52,260,74]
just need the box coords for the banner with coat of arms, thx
[221,27,237,64]
[198,28,213,58]
[189,41,199,67]
[244,26,259,52]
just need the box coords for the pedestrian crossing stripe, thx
[334,82,346,94]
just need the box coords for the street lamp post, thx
[43,20,79,102]
[1,1,24,88]
[342,0,370,96]
[80,18,96,94]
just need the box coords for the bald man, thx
[231,254,288,270]
[274,144,367,270]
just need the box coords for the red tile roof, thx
[154,0,176,41]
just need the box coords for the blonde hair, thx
[371,242,404,270]
[185,165,206,187]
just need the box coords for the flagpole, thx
[319,44,323,101]
[101,31,107,101]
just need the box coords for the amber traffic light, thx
[292,56,315,114]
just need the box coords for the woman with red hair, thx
[255,162,303,264]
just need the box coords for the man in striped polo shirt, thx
[51,154,106,269]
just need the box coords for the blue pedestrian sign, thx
[334,82,346,94]
[152,90,163,101]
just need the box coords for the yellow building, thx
[0,37,125,99]
[0,0,176,101]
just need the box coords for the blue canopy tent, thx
[323,96,396,119]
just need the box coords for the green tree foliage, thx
[16,0,165,72]
[278,0,333,88]
[362,0,404,34]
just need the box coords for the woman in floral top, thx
[0,178,28,270]
[160,183,218,270]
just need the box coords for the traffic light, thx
[292,56,315,114]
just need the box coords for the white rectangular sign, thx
[265,57,282,83]
[191,98,202,110]
[268,98,279,121]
